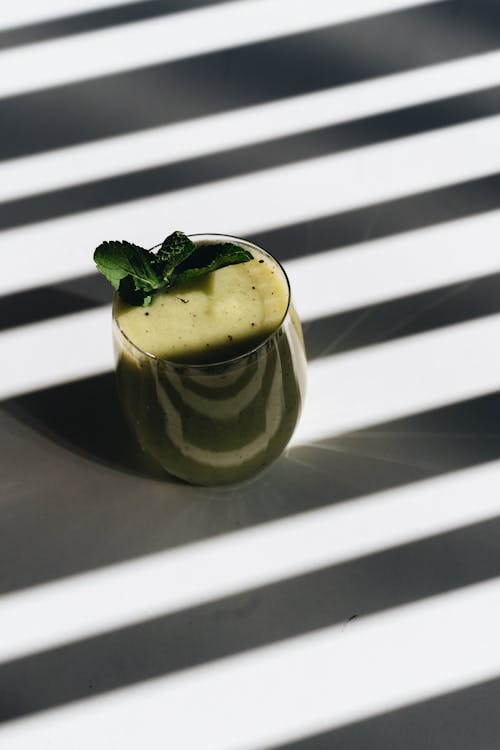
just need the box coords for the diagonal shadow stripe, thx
[3,268,500,381]
[268,676,500,749]
[2,381,500,596]
[2,83,500,231]
[1,170,499,331]
[1,513,500,722]
[0,0,240,51]
[2,1,500,159]
[253,172,500,260]
[305,270,500,359]
[0,274,111,331]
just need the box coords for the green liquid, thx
[113,243,307,485]
[115,249,289,364]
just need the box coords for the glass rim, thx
[113,232,292,369]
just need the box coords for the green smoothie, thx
[113,236,306,485]
[115,246,289,364]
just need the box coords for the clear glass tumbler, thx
[112,234,307,485]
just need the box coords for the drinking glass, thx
[112,234,307,485]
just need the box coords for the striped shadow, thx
[3,114,500,297]
[0,0,242,51]
[5,48,500,204]
[2,267,500,375]
[2,373,500,595]
[2,82,500,232]
[2,0,500,159]
[304,270,500,359]
[1,576,500,748]
[1,180,499,332]
[1,512,500,722]
[3,210,500,402]
[0,0,440,100]
[295,312,500,445]
[1,0,156,31]
[0,273,110,332]
[253,172,500,261]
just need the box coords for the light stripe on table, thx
[1,576,500,749]
[295,311,500,444]
[0,458,499,665]
[2,296,500,438]
[3,48,500,203]
[0,0,438,99]
[287,209,500,322]
[1,114,500,296]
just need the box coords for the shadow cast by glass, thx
[3,379,500,597]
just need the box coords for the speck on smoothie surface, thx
[115,250,288,364]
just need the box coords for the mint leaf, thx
[94,241,161,292]
[118,275,154,307]
[172,242,253,286]
[93,233,253,306]
[155,230,196,282]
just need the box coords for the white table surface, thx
[2,1,500,747]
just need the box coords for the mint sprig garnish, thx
[94,240,162,292]
[93,230,253,306]
[173,242,256,286]
[155,230,196,283]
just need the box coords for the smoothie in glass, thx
[113,234,306,485]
